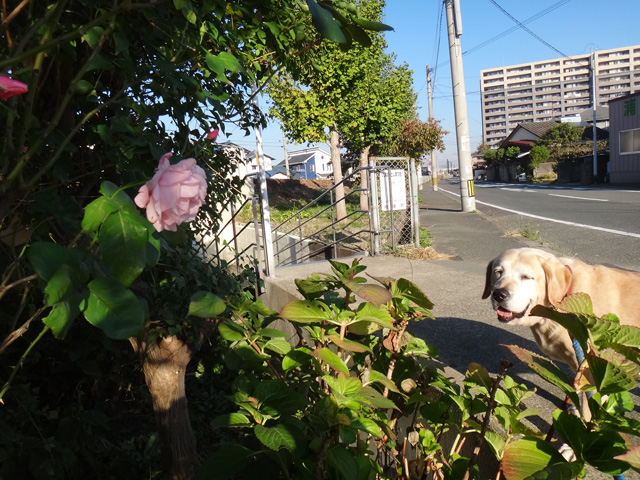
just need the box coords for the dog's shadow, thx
[411,316,575,432]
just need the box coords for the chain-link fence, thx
[369,157,419,253]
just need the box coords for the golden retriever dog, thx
[483,247,640,371]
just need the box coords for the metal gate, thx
[369,157,420,254]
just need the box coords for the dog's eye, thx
[493,269,502,278]
[521,274,534,281]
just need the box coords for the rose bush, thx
[0,75,28,100]
[134,153,208,232]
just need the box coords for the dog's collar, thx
[565,265,573,297]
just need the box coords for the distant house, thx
[277,147,332,180]
[266,165,300,180]
[608,91,640,184]
[219,141,274,178]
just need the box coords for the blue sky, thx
[220,0,640,169]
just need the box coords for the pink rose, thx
[0,75,28,100]
[206,128,219,140]
[134,153,208,232]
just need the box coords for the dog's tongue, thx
[497,307,513,320]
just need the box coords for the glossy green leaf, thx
[99,181,136,208]
[189,291,226,318]
[99,208,148,287]
[349,283,391,307]
[211,413,251,428]
[264,338,292,355]
[315,347,349,376]
[82,26,104,48]
[282,348,314,371]
[218,321,244,342]
[367,369,399,393]
[324,374,361,397]
[306,0,347,44]
[82,196,118,234]
[348,302,395,334]
[84,278,145,339]
[280,300,333,324]
[327,334,370,353]
[27,242,75,282]
[354,386,398,410]
[257,328,288,338]
[394,278,434,309]
[502,437,579,480]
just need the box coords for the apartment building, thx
[480,44,640,147]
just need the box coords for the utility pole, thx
[444,0,475,212]
[591,50,598,181]
[426,65,438,191]
[281,126,290,178]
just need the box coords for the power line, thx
[431,1,445,85]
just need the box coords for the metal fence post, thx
[369,160,381,256]
[409,158,420,247]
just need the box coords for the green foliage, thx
[201,260,547,479]
[538,123,592,163]
[529,145,550,170]
[501,293,640,479]
[381,117,447,159]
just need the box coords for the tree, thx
[381,117,446,159]
[538,122,586,162]
[529,144,550,170]
[0,1,389,478]
[268,0,395,219]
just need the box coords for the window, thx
[620,129,640,154]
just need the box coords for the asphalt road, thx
[438,179,640,271]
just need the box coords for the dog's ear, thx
[542,260,572,305]
[482,260,494,299]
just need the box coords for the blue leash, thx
[572,339,625,480]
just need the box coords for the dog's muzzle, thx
[492,288,528,323]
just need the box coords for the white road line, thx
[548,193,608,202]
[438,187,640,239]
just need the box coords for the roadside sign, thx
[380,169,407,211]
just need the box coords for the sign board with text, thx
[379,169,407,211]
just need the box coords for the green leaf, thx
[43,291,86,338]
[211,413,251,428]
[280,300,333,324]
[282,348,314,371]
[326,445,359,479]
[530,305,590,348]
[254,424,298,452]
[349,283,391,307]
[587,353,637,395]
[315,347,349,376]
[582,430,629,475]
[352,17,394,32]
[257,328,288,338]
[84,278,145,339]
[306,0,347,44]
[343,24,371,48]
[351,417,381,437]
[264,338,292,355]
[205,51,242,76]
[552,410,587,458]
[354,386,398,410]
[99,181,136,208]
[324,375,362,397]
[502,437,580,480]
[348,302,395,335]
[614,444,640,470]
[366,369,400,393]
[196,444,254,480]
[189,291,226,318]
[82,26,104,48]
[394,278,434,309]
[327,334,370,353]
[218,321,244,342]
[99,208,148,287]
[82,196,118,234]
[27,242,77,281]
[44,263,85,306]
[503,344,579,406]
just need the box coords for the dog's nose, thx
[493,288,509,302]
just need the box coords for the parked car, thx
[517,173,527,182]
